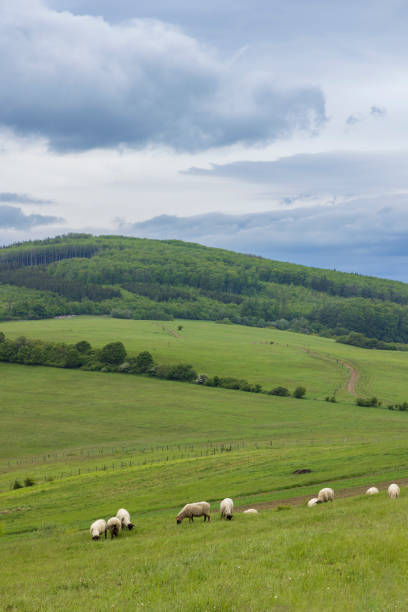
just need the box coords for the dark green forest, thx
[2,233,408,343]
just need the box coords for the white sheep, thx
[106,517,121,539]
[388,483,400,499]
[176,501,210,524]
[220,498,234,520]
[243,508,258,514]
[317,487,334,503]
[366,487,379,495]
[116,508,134,530]
[307,498,319,507]
[90,518,107,540]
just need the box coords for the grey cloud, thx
[121,194,408,281]
[0,205,63,229]
[185,151,408,196]
[0,192,53,205]
[370,105,386,117]
[0,1,325,152]
[346,114,363,126]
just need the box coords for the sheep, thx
[106,517,121,539]
[116,508,134,530]
[90,518,107,540]
[307,498,319,507]
[317,487,334,503]
[243,508,258,514]
[176,501,210,524]
[366,487,379,495]
[388,483,400,499]
[220,498,234,520]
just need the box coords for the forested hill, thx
[2,233,408,343]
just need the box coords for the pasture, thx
[3,315,408,402]
[2,318,408,609]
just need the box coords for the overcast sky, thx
[1,0,408,280]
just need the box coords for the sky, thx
[1,0,408,280]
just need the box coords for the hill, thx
[2,234,408,342]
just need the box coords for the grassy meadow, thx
[2,318,408,609]
[3,315,408,402]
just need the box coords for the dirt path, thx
[236,477,408,512]
[302,348,358,396]
[339,359,359,395]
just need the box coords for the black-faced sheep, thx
[90,519,107,540]
[176,501,210,524]
[116,508,134,530]
[317,487,334,503]
[106,517,121,539]
[220,498,234,520]
[388,483,400,499]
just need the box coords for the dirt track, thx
[236,477,408,512]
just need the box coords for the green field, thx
[2,315,408,403]
[2,318,408,609]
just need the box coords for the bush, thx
[167,363,197,381]
[356,397,380,407]
[100,341,127,365]
[63,348,83,368]
[12,480,22,490]
[75,340,92,354]
[131,351,154,374]
[268,386,290,397]
[293,386,306,399]
[24,477,35,487]
[325,396,337,403]
[196,373,209,385]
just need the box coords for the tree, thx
[132,351,154,373]
[75,340,92,354]
[100,342,127,365]
[293,386,306,399]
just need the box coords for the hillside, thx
[2,234,408,342]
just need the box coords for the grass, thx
[3,317,408,609]
[2,315,408,403]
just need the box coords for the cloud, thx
[0,205,63,229]
[0,192,53,205]
[185,151,408,196]
[0,1,325,152]
[119,193,408,280]
[370,105,386,117]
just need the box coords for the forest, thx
[2,233,408,343]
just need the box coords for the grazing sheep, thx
[106,517,121,539]
[243,508,258,514]
[317,487,334,503]
[176,501,210,524]
[116,508,134,530]
[90,519,107,540]
[220,498,234,520]
[388,483,400,499]
[366,487,379,495]
[307,498,319,507]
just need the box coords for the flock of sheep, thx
[90,484,401,539]
[307,483,400,507]
[90,508,134,540]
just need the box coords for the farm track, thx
[237,477,408,512]
[302,347,358,396]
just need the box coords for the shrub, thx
[293,386,306,399]
[325,396,337,403]
[75,340,92,354]
[100,341,127,365]
[167,363,197,381]
[24,477,35,487]
[268,386,290,397]
[131,351,154,374]
[63,348,83,369]
[356,397,379,407]
[12,480,23,490]
[196,373,209,385]
[0,332,5,343]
